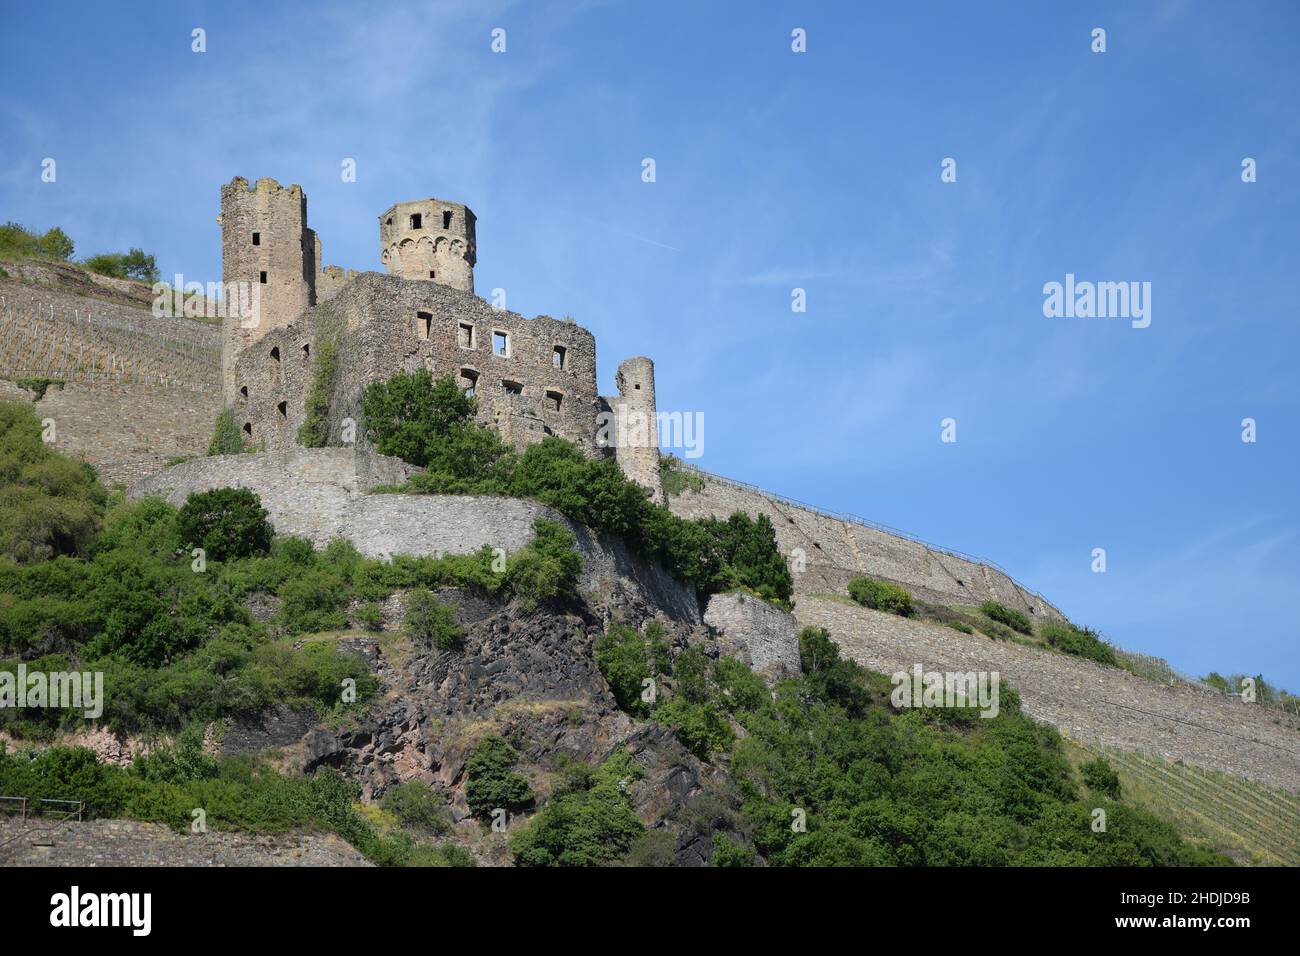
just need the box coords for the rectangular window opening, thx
[410,213,422,229]
[493,331,509,357]
[443,210,453,229]
[552,346,566,369]
[458,323,475,349]
[259,271,267,284]
[416,310,433,340]
[251,231,260,246]
[546,390,562,412]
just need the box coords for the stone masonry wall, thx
[0,819,370,867]
[668,469,1062,620]
[795,595,1300,792]
[128,449,701,625]
[703,591,800,681]
[231,272,603,459]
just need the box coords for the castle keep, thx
[219,176,662,501]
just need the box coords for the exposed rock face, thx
[703,591,801,682]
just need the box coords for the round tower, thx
[219,176,315,403]
[612,356,663,503]
[378,199,476,292]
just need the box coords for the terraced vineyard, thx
[0,285,220,392]
[1070,740,1300,866]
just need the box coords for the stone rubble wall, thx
[795,595,1300,792]
[668,470,1063,621]
[127,448,701,625]
[0,819,370,867]
[703,591,800,681]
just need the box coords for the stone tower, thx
[219,176,316,404]
[378,199,476,292]
[608,356,663,503]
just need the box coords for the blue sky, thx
[2,1,1297,688]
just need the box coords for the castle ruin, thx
[218,176,662,501]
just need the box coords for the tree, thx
[404,589,462,650]
[175,487,272,561]
[37,227,74,261]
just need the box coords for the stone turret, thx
[378,199,476,292]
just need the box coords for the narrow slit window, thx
[239,385,248,400]
[429,270,436,279]
[416,310,433,340]
[259,271,268,284]
[493,331,509,357]
[270,346,280,363]
[443,210,453,229]
[552,346,566,369]
[242,422,252,437]
[252,231,261,246]
[302,343,310,359]
[276,401,287,419]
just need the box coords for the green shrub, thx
[594,623,656,716]
[275,568,349,635]
[978,600,1033,635]
[404,590,462,650]
[298,320,338,448]
[505,518,582,609]
[176,487,272,561]
[659,454,705,498]
[207,408,247,456]
[356,602,383,633]
[0,400,106,563]
[1080,757,1122,799]
[464,735,533,818]
[380,781,452,835]
[82,248,158,283]
[847,577,913,616]
[510,752,643,866]
[406,842,476,867]
[15,377,64,400]
[0,222,73,262]
[1040,621,1119,666]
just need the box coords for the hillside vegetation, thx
[0,397,1233,866]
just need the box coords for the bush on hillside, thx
[979,600,1032,635]
[404,589,462,650]
[464,735,533,818]
[847,577,913,616]
[175,487,272,562]
[0,400,106,563]
[1080,757,1122,799]
[1040,621,1119,666]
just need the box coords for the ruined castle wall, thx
[379,199,476,291]
[127,449,701,624]
[795,595,1300,792]
[316,265,360,304]
[231,273,602,457]
[220,176,315,404]
[703,591,800,681]
[667,468,1062,619]
[0,819,370,867]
